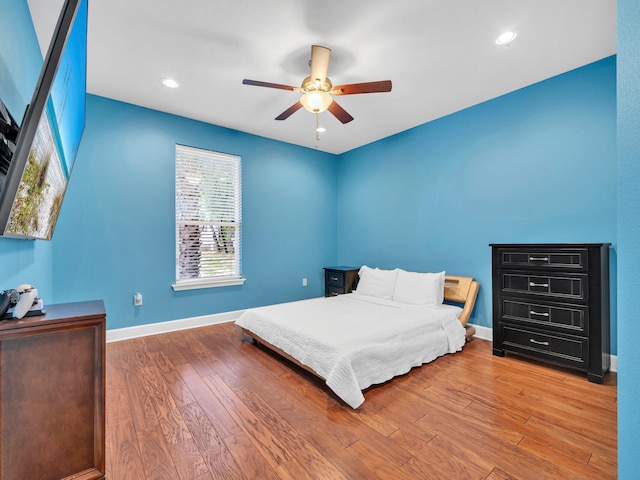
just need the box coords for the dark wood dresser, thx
[490,243,610,383]
[0,300,106,480]
[323,266,359,297]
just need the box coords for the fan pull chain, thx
[316,113,320,141]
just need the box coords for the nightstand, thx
[323,266,359,297]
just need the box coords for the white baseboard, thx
[467,323,618,373]
[106,310,245,343]
[469,323,492,342]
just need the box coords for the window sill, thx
[172,277,246,291]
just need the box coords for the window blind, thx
[175,145,242,288]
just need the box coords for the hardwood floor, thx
[106,322,617,479]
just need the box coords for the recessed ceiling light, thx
[496,31,518,46]
[161,77,180,89]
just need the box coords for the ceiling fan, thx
[242,45,392,124]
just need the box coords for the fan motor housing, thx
[302,76,332,93]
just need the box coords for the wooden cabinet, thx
[0,300,106,480]
[491,243,610,383]
[323,266,359,297]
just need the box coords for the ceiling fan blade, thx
[332,80,392,96]
[310,45,331,85]
[275,101,303,120]
[242,79,299,91]
[327,100,354,124]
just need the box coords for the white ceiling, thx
[28,0,616,155]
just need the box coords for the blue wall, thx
[0,0,54,299]
[617,0,640,476]
[337,57,617,349]
[51,95,338,329]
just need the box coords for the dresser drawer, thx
[497,247,588,271]
[500,272,588,303]
[501,324,588,368]
[501,299,588,335]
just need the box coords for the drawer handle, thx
[529,282,549,288]
[529,257,549,261]
[330,276,339,281]
[530,310,550,317]
[530,338,550,346]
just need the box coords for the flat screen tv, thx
[0,0,87,240]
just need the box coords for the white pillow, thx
[393,269,445,305]
[355,266,398,299]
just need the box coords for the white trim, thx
[467,323,618,373]
[610,354,618,373]
[468,323,492,341]
[106,309,244,343]
[172,277,246,291]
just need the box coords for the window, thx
[173,145,244,290]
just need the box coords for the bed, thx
[235,268,479,408]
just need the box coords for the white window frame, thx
[172,144,245,291]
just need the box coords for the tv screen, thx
[0,0,87,240]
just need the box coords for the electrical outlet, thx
[133,292,143,306]
[302,278,308,287]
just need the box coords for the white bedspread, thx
[235,293,465,408]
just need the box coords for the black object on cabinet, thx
[490,243,610,383]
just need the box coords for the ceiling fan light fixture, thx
[300,91,333,113]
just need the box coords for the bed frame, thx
[240,275,480,380]
[443,275,480,340]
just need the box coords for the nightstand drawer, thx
[501,324,588,367]
[500,272,588,303]
[501,299,588,335]
[326,286,343,296]
[497,248,588,271]
[325,271,345,288]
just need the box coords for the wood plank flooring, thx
[105,322,617,479]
